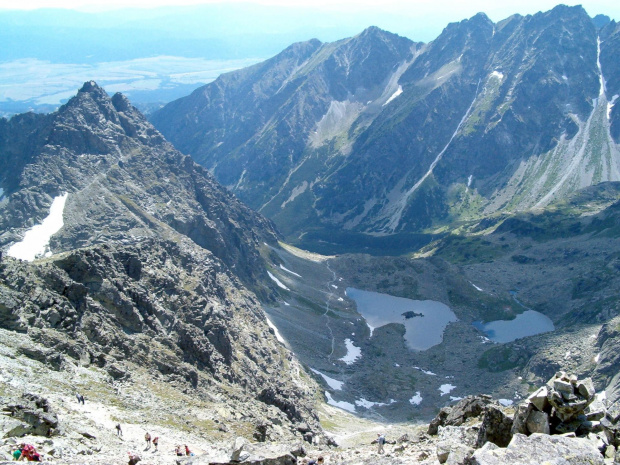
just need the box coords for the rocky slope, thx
[151,6,620,252]
[0,82,323,442]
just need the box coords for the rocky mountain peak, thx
[0,82,321,442]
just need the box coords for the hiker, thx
[12,446,22,461]
[376,433,386,454]
[116,423,123,437]
[76,393,85,405]
[185,444,191,456]
[144,432,151,450]
[128,452,141,465]
[152,436,159,452]
[17,444,41,461]
[175,445,184,456]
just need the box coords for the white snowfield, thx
[439,384,456,396]
[265,316,286,344]
[339,338,362,365]
[409,392,423,405]
[310,368,344,391]
[383,85,403,106]
[7,193,69,261]
[279,264,301,277]
[267,271,289,290]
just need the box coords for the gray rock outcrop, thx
[471,433,605,465]
[2,393,58,437]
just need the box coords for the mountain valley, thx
[1,4,620,464]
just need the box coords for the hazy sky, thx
[0,0,617,22]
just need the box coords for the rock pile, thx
[428,372,618,465]
[512,371,600,436]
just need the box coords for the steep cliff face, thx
[0,82,321,438]
[151,6,620,250]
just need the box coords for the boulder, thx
[2,393,58,437]
[585,397,607,422]
[477,405,514,448]
[470,433,605,465]
[428,407,452,435]
[511,402,534,435]
[526,410,550,435]
[436,425,478,464]
[444,396,494,427]
[230,437,251,462]
[577,378,595,400]
[527,386,549,412]
[445,443,474,465]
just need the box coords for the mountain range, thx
[152,5,620,253]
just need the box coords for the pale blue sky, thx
[0,0,617,21]
[1,0,617,46]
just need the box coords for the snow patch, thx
[439,384,456,396]
[450,396,463,402]
[355,398,394,409]
[409,392,423,405]
[267,271,289,290]
[280,264,301,278]
[331,284,338,289]
[499,399,513,407]
[608,95,618,121]
[470,282,483,292]
[383,85,403,106]
[281,181,308,209]
[0,187,4,200]
[414,367,436,376]
[490,71,504,80]
[340,339,361,365]
[467,175,473,188]
[7,193,68,261]
[338,297,344,302]
[594,353,600,363]
[265,316,286,344]
[310,368,344,390]
[325,392,356,413]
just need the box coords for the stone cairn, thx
[428,371,620,465]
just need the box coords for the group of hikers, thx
[11,444,41,462]
[125,432,193,464]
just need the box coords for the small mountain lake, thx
[345,288,458,350]
[472,310,555,343]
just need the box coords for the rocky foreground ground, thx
[2,318,620,465]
